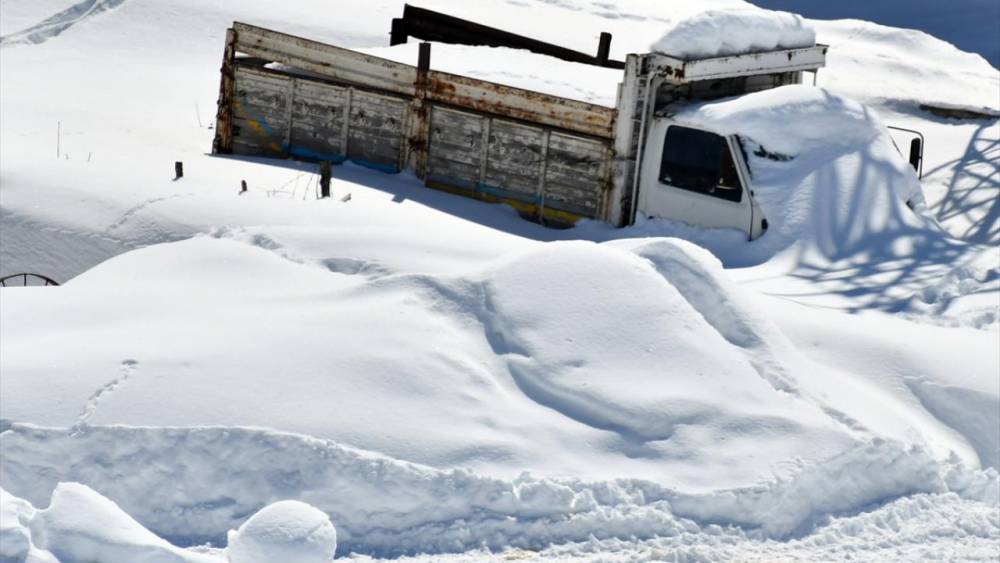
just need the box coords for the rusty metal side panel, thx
[427,71,615,140]
[212,28,237,154]
[231,66,292,157]
[233,22,417,97]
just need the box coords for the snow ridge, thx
[2,423,996,557]
[0,0,129,46]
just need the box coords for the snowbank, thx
[4,475,997,562]
[651,9,815,59]
[2,424,996,557]
[1,483,217,563]
[0,234,858,488]
[0,483,340,563]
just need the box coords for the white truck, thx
[212,10,837,239]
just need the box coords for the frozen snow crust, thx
[651,8,815,59]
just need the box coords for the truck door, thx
[637,123,758,238]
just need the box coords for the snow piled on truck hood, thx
[651,8,815,59]
[666,85,928,259]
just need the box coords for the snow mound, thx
[1,482,216,563]
[677,85,884,160]
[651,8,815,59]
[226,501,336,563]
[2,234,860,490]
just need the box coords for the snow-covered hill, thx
[1,1,998,561]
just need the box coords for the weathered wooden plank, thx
[427,155,480,183]
[429,149,481,169]
[428,106,483,175]
[427,70,615,139]
[233,22,418,96]
[544,179,601,201]
[231,114,287,157]
[350,93,406,133]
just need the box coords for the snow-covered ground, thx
[1,1,998,561]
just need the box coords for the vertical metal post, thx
[56,121,61,159]
[174,161,184,179]
[390,18,407,46]
[411,43,432,179]
[417,42,431,73]
[596,32,612,67]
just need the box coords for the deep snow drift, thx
[1,0,998,561]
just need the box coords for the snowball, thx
[227,501,337,563]
[651,9,815,59]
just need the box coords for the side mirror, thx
[908,138,922,176]
[887,126,925,179]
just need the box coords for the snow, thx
[1,0,999,561]
[651,8,816,59]
[4,481,997,563]
[1,483,217,563]
[355,43,622,107]
[226,501,337,563]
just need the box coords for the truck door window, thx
[659,126,742,202]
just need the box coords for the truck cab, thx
[611,46,828,240]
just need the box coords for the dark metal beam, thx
[398,4,624,69]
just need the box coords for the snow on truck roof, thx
[651,8,816,60]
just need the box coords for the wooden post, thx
[319,161,331,198]
[596,32,612,67]
[174,161,184,179]
[240,180,247,194]
[390,18,407,46]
